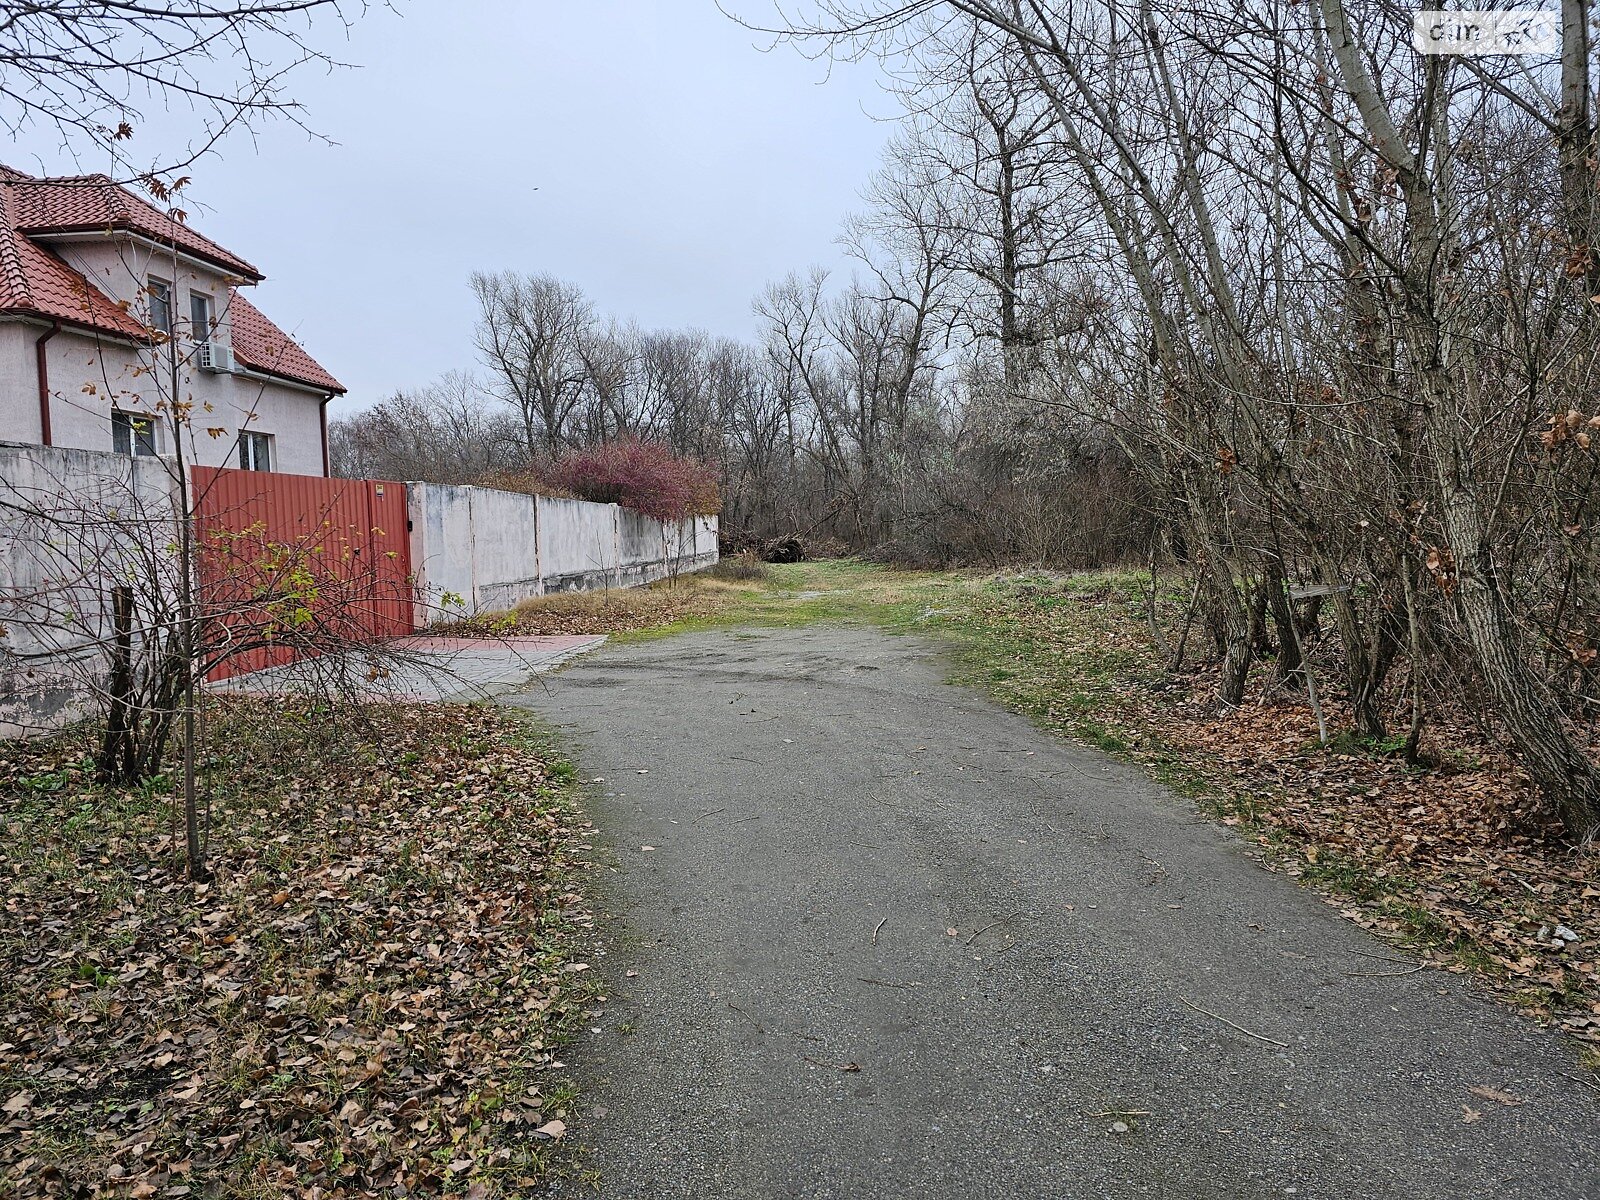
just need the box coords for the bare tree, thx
[330,372,520,482]
[0,0,365,178]
[471,270,594,462]
[723,0,1600,839]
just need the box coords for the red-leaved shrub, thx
[547,439,720,522]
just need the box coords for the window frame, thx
[112,410,157,457]
[238,430,272,472]
[146,277,172,336]
[189,290,213,342]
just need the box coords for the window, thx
[112,411,156,457]
[189,291,212,341]
[146,278,171,336]
[239,430,272,472]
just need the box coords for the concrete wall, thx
[694,515,719,559]
[407,481,720,617]
[617,507,665,589]
[0,441,182,737]
[407,483,545,622]
[406,483,479,623]
[660,516,720,577]
[536,495,621,594]
[1,443,721,735]
[460,486,543,612]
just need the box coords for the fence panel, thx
[192,467,413,680]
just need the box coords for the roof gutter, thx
[0,311,146,347]
[233,363,346,399]
[34,320,60,445]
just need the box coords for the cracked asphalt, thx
[510,624,1600,1199]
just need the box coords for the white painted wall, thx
[408,483,545,621]
[665,518,690,564]
[52,240,238,372]
[1,235,329,474]
[1,324,329,476]
[407,483,480,622]
[0,324,35,439]
[694,515,719,558]
[536,495,620,591]
[408,481,719,617]
[469,487,544,610]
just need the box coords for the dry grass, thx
[452,575,768,638]
[700,552,770,582]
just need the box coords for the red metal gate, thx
[192,467,414,681]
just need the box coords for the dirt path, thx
[511,625,1599,1199]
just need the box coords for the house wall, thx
[0,322,328,475]
[53,240,238,351]
[0,323,38,441]
[1,235,329,474]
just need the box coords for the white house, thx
[0,166,343,475]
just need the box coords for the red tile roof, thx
[3,167,261,280]
[0,164,343,395]
[228,291,345,394]
[0,177,148,336]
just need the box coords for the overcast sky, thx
[8,2,895,413]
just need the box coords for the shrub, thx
[548,438,720,522]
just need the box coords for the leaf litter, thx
[0,698,596,1197]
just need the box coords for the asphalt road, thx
[512,624,1600,1199]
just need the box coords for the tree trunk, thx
[1438,482,1600,838]
[96,585,136,782]
[1265,562,1303,685]
[1559,0,1600,299]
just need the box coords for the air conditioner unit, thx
[196,342,235,374]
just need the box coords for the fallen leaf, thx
[0,702,593,1194]
[1468,1085,1524,1106]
